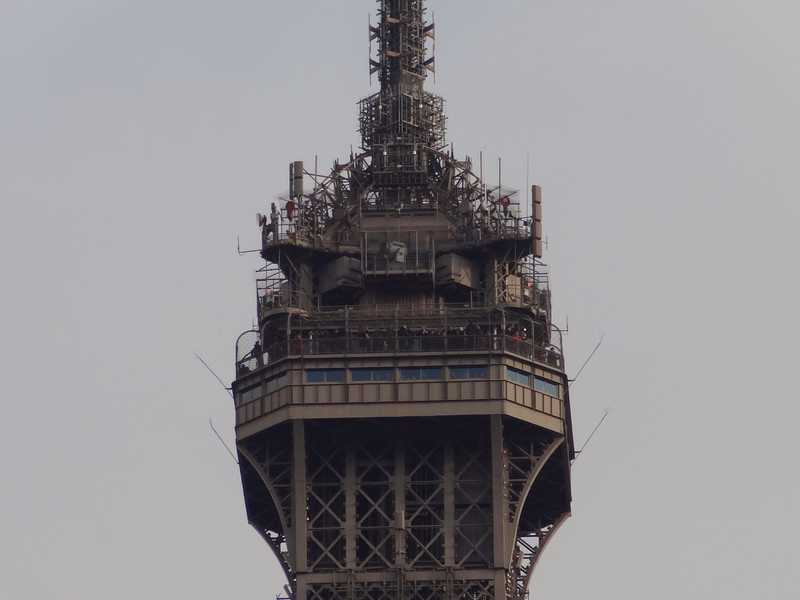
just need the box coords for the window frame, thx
[506,366,532,387]
[399,366,444,381]
[351,368,394,382]
[534,377,560,397]
[306,368,346,384]
[449,365,490,380]
[238,385,262,406]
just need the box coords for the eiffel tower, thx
[232,2,574,599]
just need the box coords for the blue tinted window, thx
[420,367,443,380]
[307,369,345,383]
[352,368,394,382]
[534,378,560,397]
[400,367,444,381]
[449,366,489,379]
[507,367,531,387]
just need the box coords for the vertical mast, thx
[371,0,434,99]
[363,0,443,157]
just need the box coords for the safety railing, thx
[460,215,534,245]
[252,335,563,370]
[261,217,306,247]
[312,298,492,319]
[235,330,264,377]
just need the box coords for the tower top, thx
[370,0,435,94]
[234,4,575,596]
[362,0,444,155]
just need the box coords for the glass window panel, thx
[534,378,560,397]
[400,367,443,381]
[449,367,470,379]
[420,367,443,380]
[325,369,345,383]
[371,368,393,381]
[450,366,489,380]
[507,367,531,387]
[351,369,372,382]
[469,366,489,378]
[307,370,326,383]
[352,368,394,382]
[400,368,420,380]
[307,369,345,383]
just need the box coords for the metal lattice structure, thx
[232,2,575,599]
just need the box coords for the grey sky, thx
[1,1,798,598]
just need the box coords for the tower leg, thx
[292,421,308,575]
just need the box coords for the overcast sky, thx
[2,1,799,598]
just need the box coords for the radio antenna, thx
[573,410,609,464]
[569,334,604,385]
[194,353,233,397]
[210,419,239,465]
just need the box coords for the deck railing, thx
[236,334,563,377]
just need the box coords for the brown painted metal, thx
[231,2,574,599]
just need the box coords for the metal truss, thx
[506,436,563,529]
[507,513,570,600]
[308,441,348,571]
[260,530,295,594]
[359,91,446,150]
[305,578,495,600]
[405,441,446,568]
[238,428,296,593]
[503,427,568,600]
[355,442,396,568]
[239,431,293,531]
[238,415,572,600]
[453,438,493,568]
[453,580,495,600]
[369,0,435,87]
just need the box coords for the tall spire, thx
[361,0,445,153]
[369,0,435,95]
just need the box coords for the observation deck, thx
[233,301,568,441]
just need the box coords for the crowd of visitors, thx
[238,320,562,376]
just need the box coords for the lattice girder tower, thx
[232,2,574,599]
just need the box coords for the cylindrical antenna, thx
[432,11,437,85]
[526,152,531,219]
[498,156,502,200]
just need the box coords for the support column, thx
[292,421,308,574]
[494,571,508,600]
[491,415,509,600]
[295,578,308,600]
[394,440,406,569]
[345,444,357,569]
[444,441,456,567]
